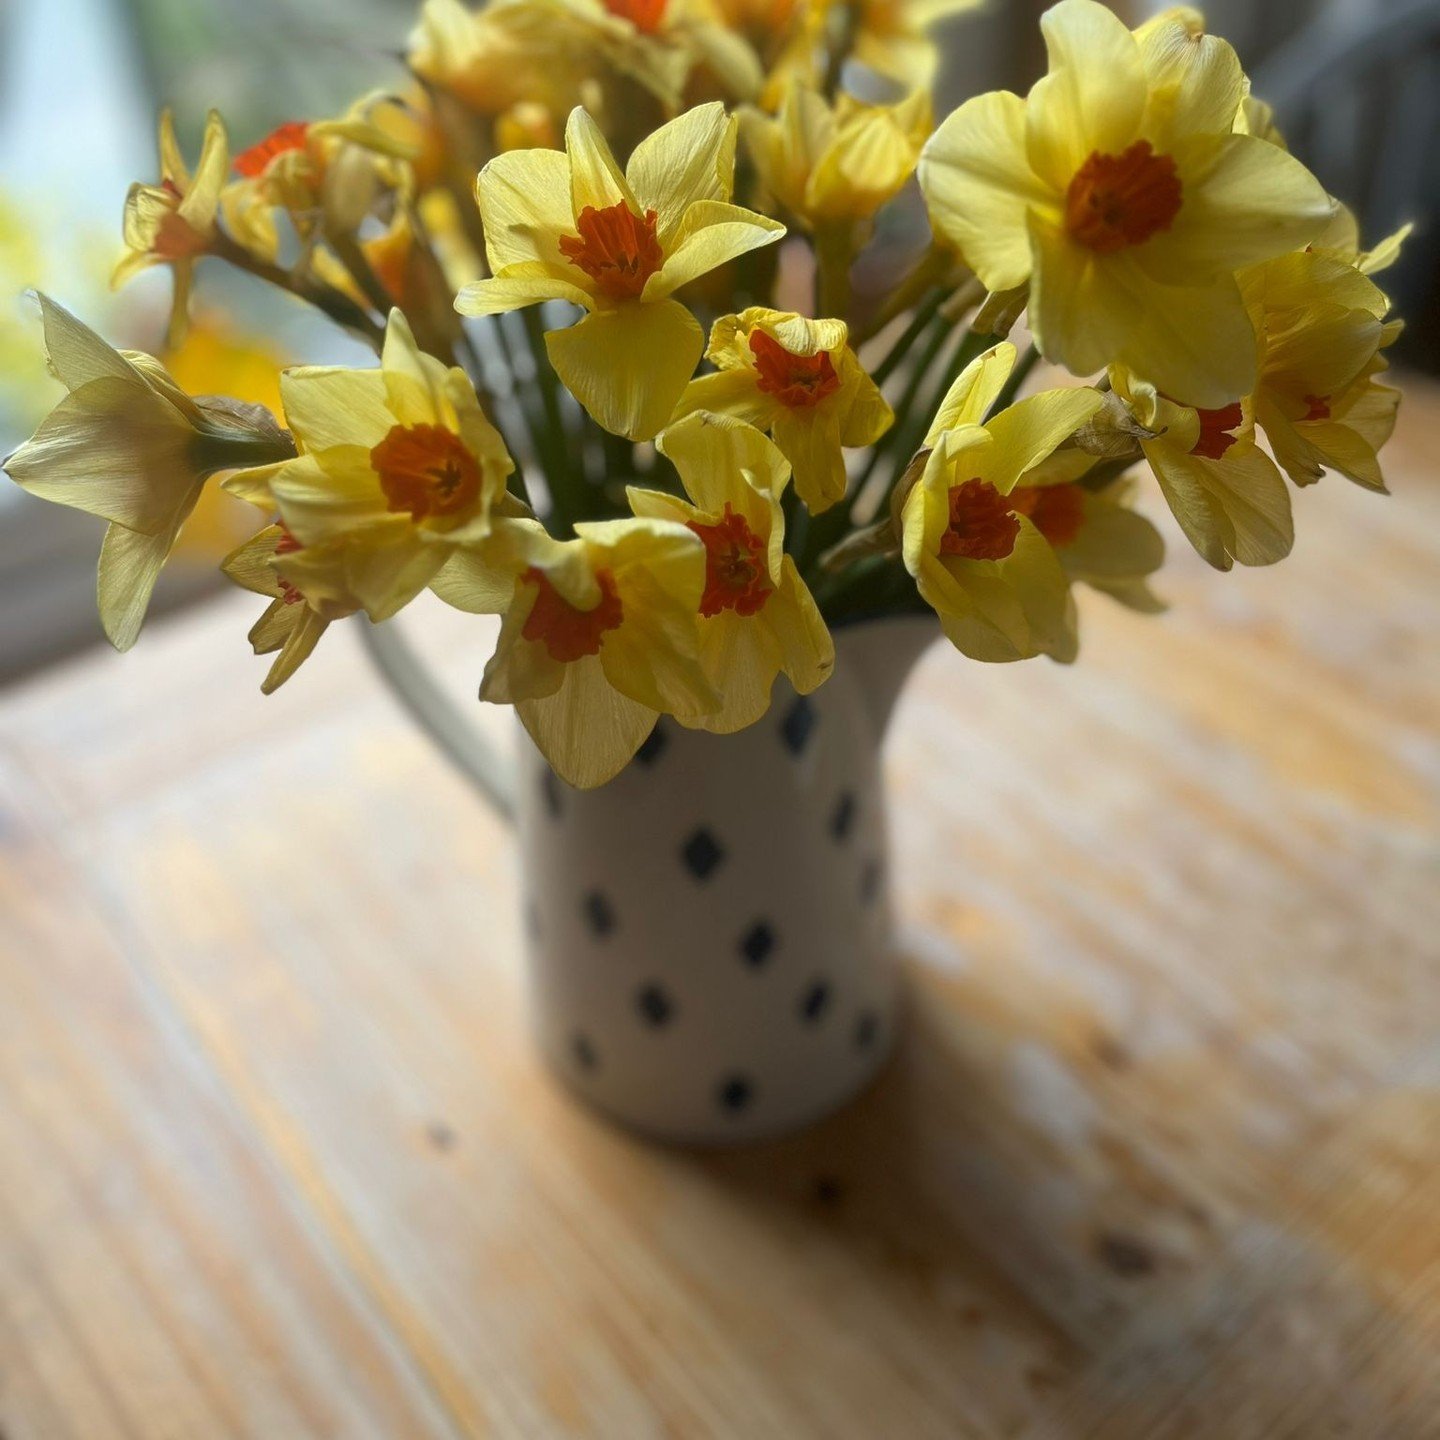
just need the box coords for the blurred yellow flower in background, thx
[673,307,890,512]
[630,411,833,731]
[113,109,229,345]
[457,103,783,440]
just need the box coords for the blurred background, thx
[1,0,1437,680]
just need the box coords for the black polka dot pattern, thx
[799,980,831,1023]
[582,890,617,938]
[738,920,776,969]
[780,695,817,755]
[680,827,726,881]
[635,982,674,1027]
[717,1075,753,1113]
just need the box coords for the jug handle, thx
[359,616,517,823]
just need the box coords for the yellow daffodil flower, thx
[221,96,419,264]
[1242,248,1402,493]
[1109,364,1293,569]
[440,516,717,787]
[1311,204,1413,281]
[672,307,890,512]
[456,103,784,441]
[221,523,363,692]
[2,295,294,650]
[224,309,514,621]
[742,82,930,230]
[900,341,1106,662]
[919,0,1334,407]
[113,109,229,345]
[849,0,983,87]
[627,411,833,730]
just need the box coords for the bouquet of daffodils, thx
[4,0,1406,787]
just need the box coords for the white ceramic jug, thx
[363,614,937,1144]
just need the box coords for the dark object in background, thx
[1253,0,1440,373]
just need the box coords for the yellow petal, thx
[476,144,578,272]
[516,654,658,789]
[645,201,785,300]
[1137,134,1333,281]
[656,410,789,523]
[1026,0,1146,189]
[767,557,834,694]
[919,90,1051,291]
[676,610,782,734]
[925,340,1016,444]
[429,545,523,614]
[670,366,774,427]
[1136,13,1244,147]
[545,299,703,441]
[980,385,1105,492]
[565,107,637,216]
[35,293,145,393]
[177,110,229,233]
[260,608,328,694]
[1143,437,1293,568]
[770,405,847,514]
[5,376,198,532]
[97,511,189,652]
[380,308,453,428]
[455,267,594,316]
[625,102,736,245]
[279,366,391,452]
[221,524,286,599]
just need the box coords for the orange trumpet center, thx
[603,0,668,31]
[749,330,842,408]
[1065,141,1182,254]
[1188,400,1244,459]
[559,202,664,300]
[234,121,311,178]
[521,567,624,662]
[1008,483,1086,549]
[370,423,482,522]
[940,478,1021,561]
[688,504,774,617]
[1302,393,1332,422]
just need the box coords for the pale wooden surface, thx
[1,381,1438,1440]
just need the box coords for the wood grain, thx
[0,379,1436,1439]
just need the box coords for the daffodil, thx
[628,411,833,730]
[221,523,362,692]
[439,517,717,787]
[221,96,419,263]
[900,341,1106,662]
[919,0,1334,406]
[742,82,930,230]
[672,307,890,512]
[456,103,784,440]
[849,0,983,87]
[1109,364,1293,569]
[2,295,295,649]
[113,109,229,344]
[224,310,515,620]
[1242,248,1402,493]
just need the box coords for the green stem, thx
[989,342,1040,415]
[868,289,946,387]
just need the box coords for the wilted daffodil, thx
[437,517,717,788]
[224,310,514,621]
[900,341,1106,662]
[672,308,891,513]
[2,295,295,650]
[1243,248,1402,493]
[1109,365,1293,570]
[628,412,833,731]
[221,523,362,693]
[919,0,1333,406]
[457,103,784,441]
[114,109,229,344]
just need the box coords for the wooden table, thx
[1,379,1437,1440]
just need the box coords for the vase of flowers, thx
[2,0,1405,1141]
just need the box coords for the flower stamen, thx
[1065,141,1182,254]
[689,504,774,616]
[749,331,842,408]
[522,567,624,661]
[940,477,1021,561]
[559,202,664,300]
[370,423,482,522]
